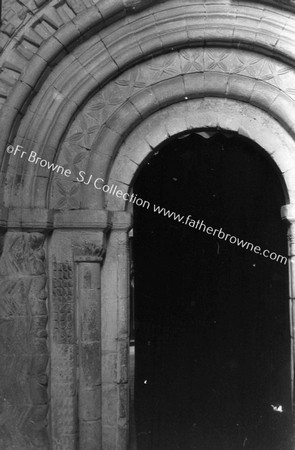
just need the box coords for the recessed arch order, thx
[106,97,295,211]
[3,0,295,210]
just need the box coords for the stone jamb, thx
[102,102,295,446]
[101,211,132,448]
[281,204,295,411]
[74,245,105,450]
[48,211,109,450]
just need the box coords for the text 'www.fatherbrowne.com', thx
[6,144,287,265]
[152,204,287,265]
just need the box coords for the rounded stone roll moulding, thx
[2,4,295,212]
[3,0,295,146]
[7,45,295,211]
[103,98,295,211]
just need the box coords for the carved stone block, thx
[52,261,74,344]
[0,232,48,448]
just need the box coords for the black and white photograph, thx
[0,1,295,449]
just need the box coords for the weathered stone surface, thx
[52,261,74,345]
[102,385,118,427]
[0,232,48,449]
[102,426,117,450]
[80,342,101,384]
[102,351,117,382]
[79,387,101,421]
[51,343,78,446]
[79,420,102,449]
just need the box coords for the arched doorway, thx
[130,132,291,449]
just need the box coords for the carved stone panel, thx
[52,261,74,345]
[51,260,77,450]
[0,232,48,449]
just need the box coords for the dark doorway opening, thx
[131,132,291,450]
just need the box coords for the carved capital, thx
[281,205,295,251]
[74,242,105,263]
[287,224,295,247]
[110,211,133,231]
[281,204,295,224]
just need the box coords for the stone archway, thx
[130,129,291,449]
[106,98,295,210]
[100,98,295,447]
[1,2,295,449]
[44,95,295,448]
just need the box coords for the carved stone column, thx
[74,245,105,450]
[101,211,132,449]
[281,204,295,410]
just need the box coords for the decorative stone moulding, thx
[2,1,295,192]
[32,43,295,212]
[1,43,295,211]
[105,98,295,210]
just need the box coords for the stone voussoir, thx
[151,75,185,107]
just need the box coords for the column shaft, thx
[77,258,103,450]
[288,222,295,408]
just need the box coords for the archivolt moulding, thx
[3,0,295,206]
[45,46,295,212]
[104,97,295,211]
